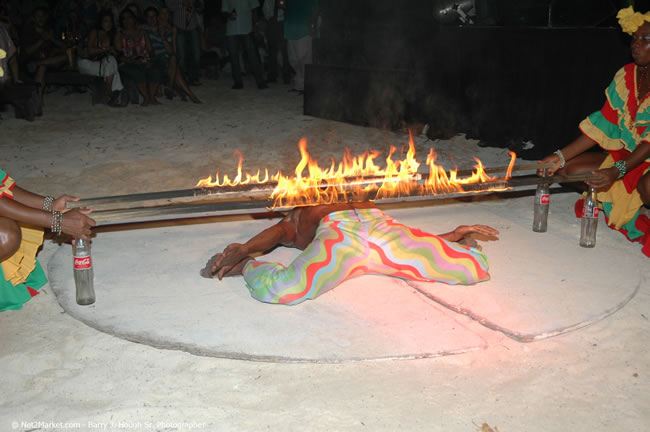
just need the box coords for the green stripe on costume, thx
[0,260,47,311]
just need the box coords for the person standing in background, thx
[166,0,203,86]
[284,0,318,94]
[221,0,266,89]
[262,0,291,84]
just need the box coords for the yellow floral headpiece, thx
[617,6,650,35]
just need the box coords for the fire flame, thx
[197,133,517,208]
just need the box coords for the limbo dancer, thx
[0,169,95,311]
[202,202,498,305]
[540,6,650,257]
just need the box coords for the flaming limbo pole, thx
[84,171,600,226]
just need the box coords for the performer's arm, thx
[0,196,95,240]
[438,224,499,243]
[12,185,83,213]
[588,141,650,189]
[538,134,597,176]
[210,211,299,278]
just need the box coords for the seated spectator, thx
[143,6,200,103]
[20,6,68,113]
[0,2,19,83]
[0,16,40,121]
[114,7,164,105]
[77,10,124,107]
[0,10,16,84]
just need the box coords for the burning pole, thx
[69,165,600,226]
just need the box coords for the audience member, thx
[221,0,266,89]
[0,11,17,84]
[78,10,124,106]
[201,3,229,79]
[0,15,40,121]
[115,7,164,105]
[262,0,290,84]
[165,0,203,86]
[284,0,318,93]
[143,6,201,103]
[20,6,68,113]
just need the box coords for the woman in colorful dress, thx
[114,8,163,106]
[78,10,124,107]
[540,6,650,257]
[0,169,95,311]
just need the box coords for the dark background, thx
[304,0,635,159]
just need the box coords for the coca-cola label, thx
[539,194,550,205]
[582,205,599,218]
[74,256,92,270]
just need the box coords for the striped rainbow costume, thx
[243,208,490,305]
[579,63,650,256]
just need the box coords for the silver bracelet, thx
[51,211,63,235]
[43,196,54,212]
[553,150,566,169]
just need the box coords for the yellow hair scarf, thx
[617,6,650,35]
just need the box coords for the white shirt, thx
[222,0,260,36]
[262,0,284,22]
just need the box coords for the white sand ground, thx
[1,78,649,431]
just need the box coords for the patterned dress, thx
[243,208,490,305]
[579,63,650,256]
[0,169,47,311]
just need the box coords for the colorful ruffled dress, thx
[0,169,47,311]
[579,63,650,257]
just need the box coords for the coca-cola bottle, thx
[579,187,599,248]
[532,172,550,232]
[73,238,95,305]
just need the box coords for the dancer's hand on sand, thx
[62,208,96,240]
[454,224,499,239]
[53,195,82,213]
[215,243,248,269]
[201,252,252,280]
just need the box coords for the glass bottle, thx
[579,187,599,248]
[73,238,95,305]
[533,170,550,232]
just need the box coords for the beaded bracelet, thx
[553,150,566,169]
[43,196,54,212]
[614,160,627,179]
[51,211,63,235]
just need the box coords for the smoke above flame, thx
[197,133,517,208]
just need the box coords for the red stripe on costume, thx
[27,287,40,297]
[600,99,619,125]
[382,219,486,275]
[277,221,345,304]
[609,148,650,194]
[369,242,424,279]
[624,64,639,120]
